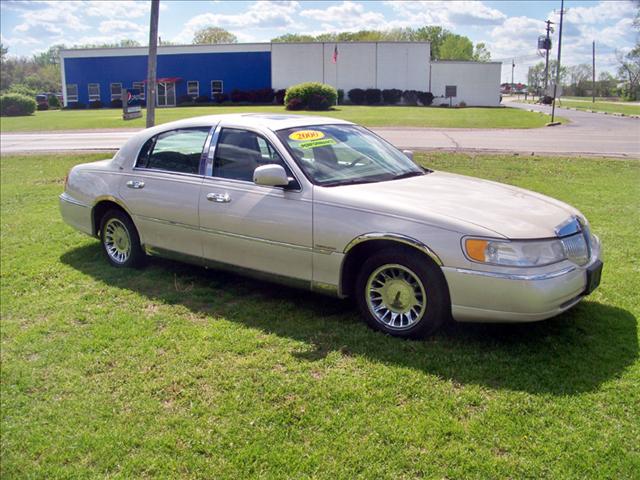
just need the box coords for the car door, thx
[119,126,212,257]
[198,126,313,282]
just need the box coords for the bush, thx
[274,89,286,105]
[7,84,37,98]
[254,88,275,103]
[284,82,337,110]
[65,102,86,110]
[348,88,366,105]
[48,94,61,109]
[195,95,210,104]
[458,101,467,108]
[110,99,123,108]
[337,89,344,105]
[89,100,103,109]
[417,91,434,106]
[439,103,450,108]
[213,93,230,104]
[0,93,37,116]
[285,97,304,111]
[382,89,402,104]
[365,88,382,105]
[403,90,419,106]
[177,95,194,106]
[307,94,331,111]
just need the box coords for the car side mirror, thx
[402,149,414,161]
[253,164,290,187]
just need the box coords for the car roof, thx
[112,113,354,168]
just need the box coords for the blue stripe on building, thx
[64,51,272,105]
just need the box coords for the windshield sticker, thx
[298,138,337,150]
[289,130,325,141]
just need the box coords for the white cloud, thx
[299,1,387,30]
[98,20,147,35]
[385,0,506,28]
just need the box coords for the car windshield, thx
[276,124,425,186]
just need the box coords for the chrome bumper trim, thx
[59,192,89,208]
[453,265,576,281]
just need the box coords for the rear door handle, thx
[126,180,145,189]
[206,192,231,203]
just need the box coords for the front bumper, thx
[442,237,602,323]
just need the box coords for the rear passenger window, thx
[136,128,210,174]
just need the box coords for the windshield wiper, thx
[321,178,381,187]
[391,171,425,180]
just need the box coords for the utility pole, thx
[543,20,554,90]
[550,0,564,124]
[511,59,515,93]
[592,40,596,103]
[146,0,160,128]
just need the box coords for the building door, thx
[157,82,176,107]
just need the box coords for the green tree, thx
[413,26,448,60]
[439,34,474,60]
[473,42,491,62]
[527,62,546,93]
[193,27,237,45]
[272,33,316,42]
[617,45,640,100]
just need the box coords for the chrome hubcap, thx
[104,218,131,264]
[366,264,426,330]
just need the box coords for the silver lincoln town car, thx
[60,114,603,338]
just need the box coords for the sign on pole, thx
[122,88,143,120]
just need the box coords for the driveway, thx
[2,104,639,157]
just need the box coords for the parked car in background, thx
[60,114,603,338]
[35,94,48,110]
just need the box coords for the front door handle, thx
[126,180,145,189]
[206,192,231,203]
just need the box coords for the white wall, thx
[430,62,502,107]
[272,42,430,92]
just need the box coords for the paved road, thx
[2,103,639,157]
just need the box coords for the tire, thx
[355,248,450,339]
[99,209,145,268]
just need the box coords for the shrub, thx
[213,93,230,103]
[284,82,337,110]
[417,91,434,106]
[337,89,344,105]
[110,99,123,108]
[48,94,61,109]
[365,88,382,105]
[7,84,37,98]
[254,88,275,103]
[274,89,286,105]
[230,89,251,103]
[403,90,419,106]
[348,88,366,105]
[89,100,103,109]
[65,102,86,110]
[439,103,449,107]
[177,95,194,106]
[382,89,402,104]
[307,94,331,111]
[0,93,37,116]
[458,101,467,108]
[285,97,304,110]
[195,95,210,104]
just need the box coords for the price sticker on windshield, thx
[289,130,325,141]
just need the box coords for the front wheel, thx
[355,249,450,339]
[100,209,145,268]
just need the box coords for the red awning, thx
[141,77,182,83]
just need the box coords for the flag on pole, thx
[332,44,338,64]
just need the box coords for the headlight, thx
[464,238,566,267]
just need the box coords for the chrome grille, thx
[561,232,589,266]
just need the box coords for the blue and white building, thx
[60,42,501,107]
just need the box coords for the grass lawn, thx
[0,105,563,132]
[1,152,638,479]
[558,100,640,116]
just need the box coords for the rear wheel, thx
[355,249,449,338]
[99,209,145,268]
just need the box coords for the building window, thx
[110,83,123,101]
[66,84,78,102]
[132,82,145,99]
[88,83,100,102]
[211,80,223,96]
[187,81,199,98]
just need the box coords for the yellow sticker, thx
[289,130,325,141]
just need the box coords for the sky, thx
[1,0,637,83]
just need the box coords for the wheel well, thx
[340,240,443,298]
[92,201,128,236]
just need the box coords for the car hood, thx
[320,171,580,239]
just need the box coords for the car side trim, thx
[60,192,89,208]
[451,265,577,281]
[343,233,443,266]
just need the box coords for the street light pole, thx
[592,41,596,103]
[146,0,160,128]
[550,0,564,124]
